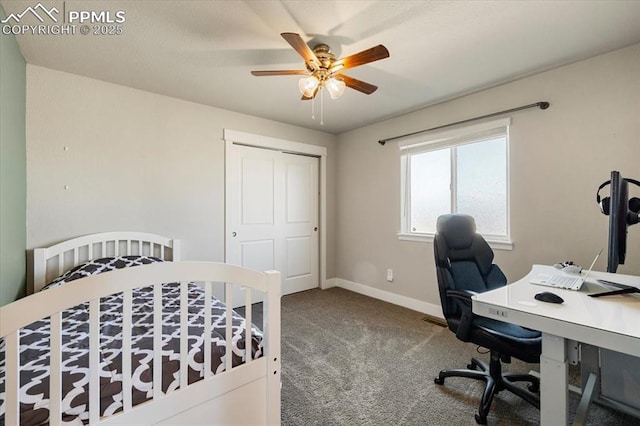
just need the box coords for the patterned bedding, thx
[0,256,263,425]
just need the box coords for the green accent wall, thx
[0,5,27,306]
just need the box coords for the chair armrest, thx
[446,289,478,307]
[445,289,478,341]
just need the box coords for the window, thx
[399,118,511,249]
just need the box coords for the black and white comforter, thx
[0,256,263,425]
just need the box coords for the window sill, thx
[397,232,513,251]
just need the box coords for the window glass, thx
[457,137,507,235]
[410,149,450,234]
[400,120,509,242]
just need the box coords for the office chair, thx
[433,214,541,424]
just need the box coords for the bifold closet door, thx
[227,144,319,303]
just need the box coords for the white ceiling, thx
[4,0,640,134]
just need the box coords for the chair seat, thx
[447,316,541,364]
[473,317,541,364]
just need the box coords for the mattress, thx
[0,256,263,425]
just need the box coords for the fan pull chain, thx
[311,93,315,121]
[320,89,324,125]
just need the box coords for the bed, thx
[0,231,281,425]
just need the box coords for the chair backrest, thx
[433,214,506,319]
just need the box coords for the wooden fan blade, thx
[281,32,321,71]
[338,74,378,95]
[251,70,308,76]
[331,45,389,73]
[336,74,378,95]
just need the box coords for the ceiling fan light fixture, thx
[325,77,346,100]
[298,76,319,97]
[252,33,388,107]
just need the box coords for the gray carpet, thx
[276,287,637,426]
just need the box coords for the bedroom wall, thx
[25,65,337,286]
[335,43,640,316]
[0,6,27,306]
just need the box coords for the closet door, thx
[227,144,319,302]
[281,152,319,295]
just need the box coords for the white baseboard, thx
[323,278,338,289]
[332,278,444,319]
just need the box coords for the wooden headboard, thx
[32,231,180,293]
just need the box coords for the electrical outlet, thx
[386,268,394,282]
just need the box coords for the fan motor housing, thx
[312,43,335,69]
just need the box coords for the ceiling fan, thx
[251,33,389,100]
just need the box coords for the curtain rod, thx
[378,101,550,146]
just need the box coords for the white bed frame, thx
[32,231,181,293]
[2,231,281,425]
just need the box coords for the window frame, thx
[398,118,513,250]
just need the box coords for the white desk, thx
[472,265,640,425]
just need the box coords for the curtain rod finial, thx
[378,140,386,146]
[539,101,550,109]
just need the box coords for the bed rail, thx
[1,261,281,425]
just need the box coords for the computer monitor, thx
[589,171,640,297]
[606,171,639,273]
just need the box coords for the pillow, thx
[42,255,164,291]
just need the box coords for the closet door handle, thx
[232,232,237,237]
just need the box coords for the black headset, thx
[596,177,640,215]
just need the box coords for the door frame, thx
[223,129,328,290]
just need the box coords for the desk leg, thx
[541,333,568,425]
[573,344,600,425]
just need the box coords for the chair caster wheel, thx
[434,376,444,385]
[528,383,539,393]
[475,414,487,425]
[467,363,477,370]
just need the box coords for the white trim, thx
[504,124,512,243]
[397,232,514,250]
[223,129,328,290]
[224,129,326,157]
[334,278,444,319]
[324,277,338,289]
